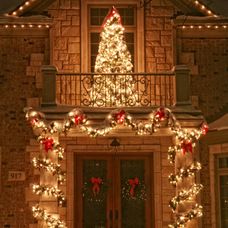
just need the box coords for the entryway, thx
[75,154,154,228]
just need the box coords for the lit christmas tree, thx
[90,6,138,107]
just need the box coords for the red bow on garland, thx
[30,118,38,126]
[90,177,102,196]
[42,138,54,152]
[201,123,209,135]
[181,141,193,154]
[74,114,84,125]
[128,177,139,197]
[155,108,166,121]
[115,110,126,124]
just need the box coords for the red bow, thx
[128,177,139,197]
[115,110,126,124]
[102,6,121,27]
[155,108,165,121]
[42,138,54,152]
[181,141,193,154]
[74,114,84,125]
[30,118,38,126]
[201,123,209,135]
[90,177,102,196]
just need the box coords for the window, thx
[216,155,228,228]
[89,6,136,72]
[81,0,144,73]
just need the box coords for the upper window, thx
[88,6,136,72]
[216,155,228,228]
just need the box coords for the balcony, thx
[41,65,191,108]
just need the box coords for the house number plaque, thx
[8,171,25,181]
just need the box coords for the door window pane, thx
[220,175,228,228]
[120,160,146,228]
[83,160,107,228]
[219,157,228,168]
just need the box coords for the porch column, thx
[41,65,57,107]
[174,65,191,106]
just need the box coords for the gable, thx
[5,0,218,17]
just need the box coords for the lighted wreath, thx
[122,177,147,201]
[82,177,109,203]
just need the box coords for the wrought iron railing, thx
[56,72,175,107]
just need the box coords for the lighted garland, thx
[25,108,66,227]
[32,204,66,228]
[167,122,208,227]
[168,204,203,228]
[26,107,208,227]
[33,184,66,206]
[32,157,66,184]
[169,184,203,211]
[168,161,201,187]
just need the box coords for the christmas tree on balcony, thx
[90,6,138,107]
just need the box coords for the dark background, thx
[0,0,228,16]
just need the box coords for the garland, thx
[32,205,66,228]
[33,184,66,206]
[32,157,66,184]
[25,107,208,227]
[25,108,66,227]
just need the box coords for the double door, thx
[75,154,153,228]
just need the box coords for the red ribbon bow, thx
[30,118,38,126]
[181,141,193,154]
[90,177,102,196]
[155,108,165,121]
[42,138,54,152]
[128,177,139,197]
[74,114,84,125]
[201,123,209,135]
[115,110,126,124]
[102,6,121,27]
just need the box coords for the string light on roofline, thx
[179,24,228,30]
[0,24,51,29]
[9,0,37,16]
[190,0,217,17]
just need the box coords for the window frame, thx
[216,154,228,228]
[81,0,145,73]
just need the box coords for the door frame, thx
[74,152,154,228]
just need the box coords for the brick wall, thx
[0,33,49,227]
[48,0,81,73]
[145,2,174,72]
[179,37,228,121]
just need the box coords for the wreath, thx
[122,177,147,201]
[82,177,109,203]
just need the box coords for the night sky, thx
[0,0,227,15]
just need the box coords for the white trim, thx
[81,0,145,72]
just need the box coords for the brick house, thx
[0,0,227,228]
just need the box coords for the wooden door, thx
[75,154,153,228]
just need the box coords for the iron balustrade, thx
[56,72,175,107]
